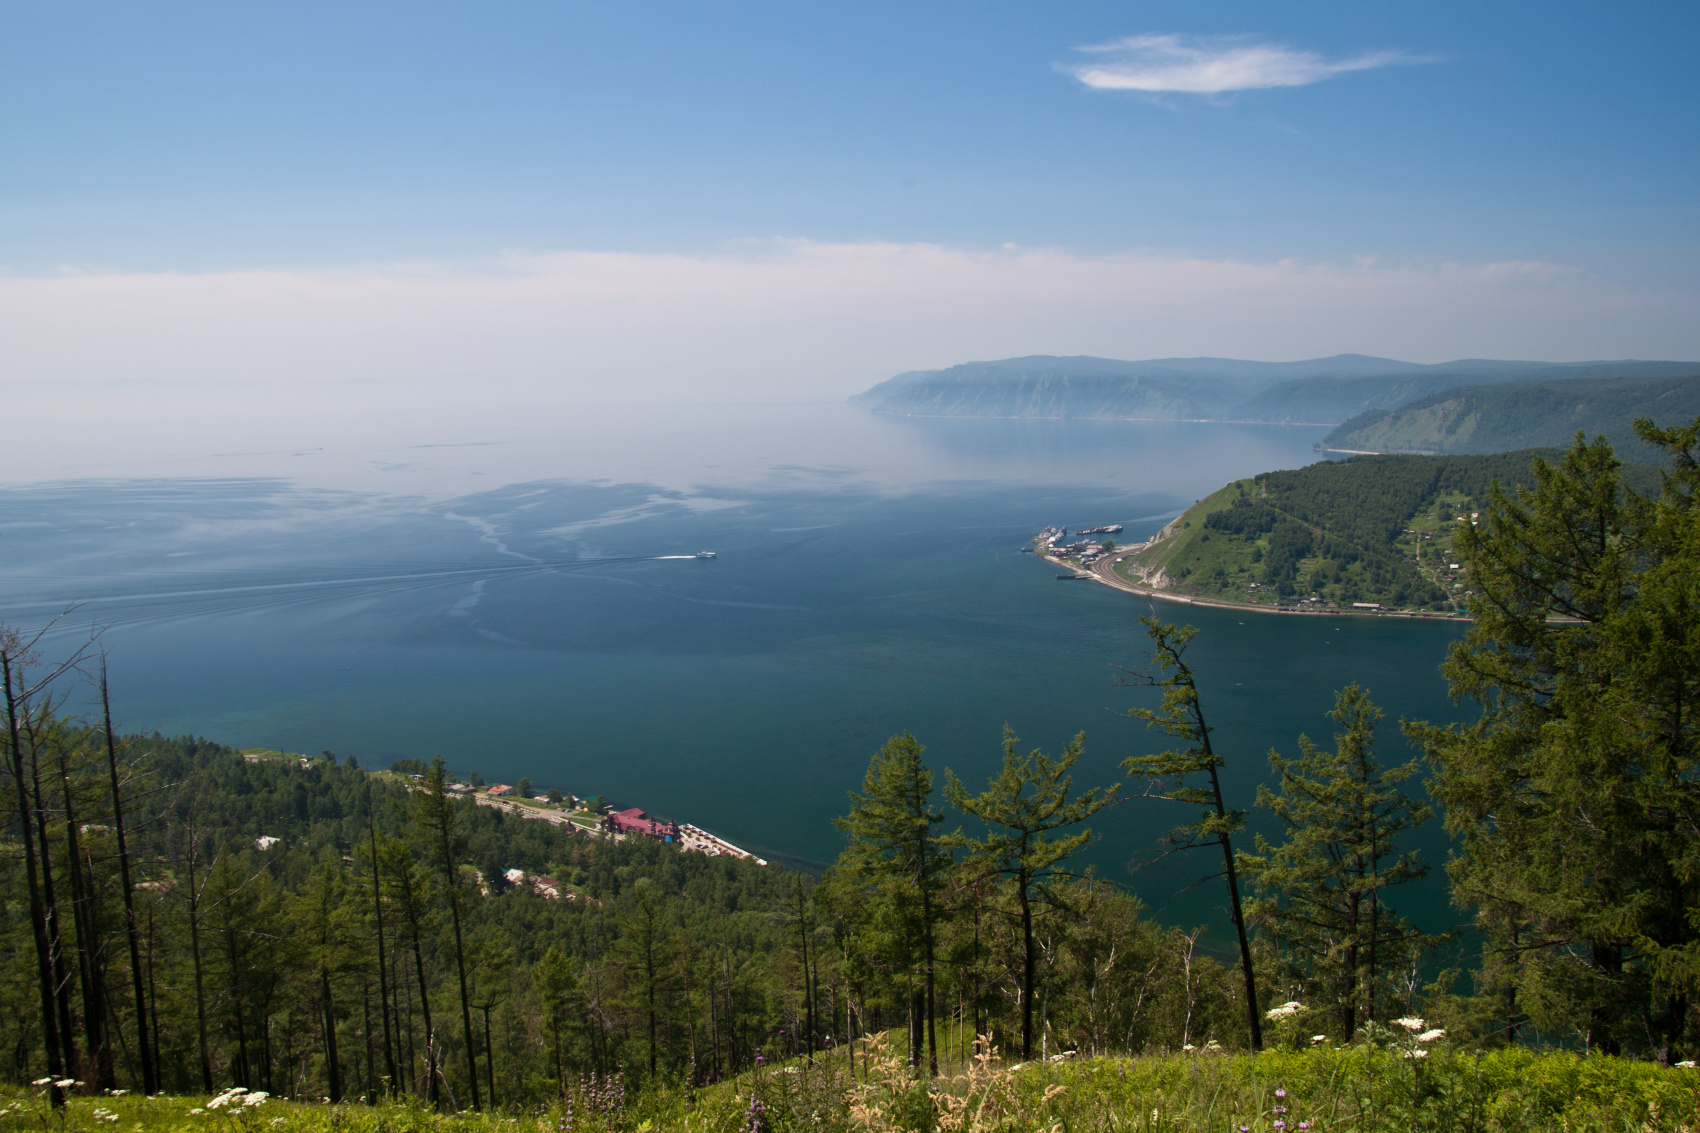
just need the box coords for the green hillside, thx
[1113,450,1658,612]
[1319,373,1700,456]
[854,355,1700,424]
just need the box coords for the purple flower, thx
[1275,1088,1286,1099]
[1274,1122,1286,1131]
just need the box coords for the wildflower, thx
[55,1079,80,1089]
[1299,1123,1312,1130]
[1677,1060,1697,1068]
[1274,1122,1286,1130]
[1417,1028,1445,1043]
[1265,1001,1304,1020]
[33,1078,53,1087]
[243,1092,270,1107]
[1275,1089,1286,1099]
[1401,1049,1429,1059]
[108,1089,130,1097]
[189,1110,206,1116]
[1393,1017,1425,1031]
[741,1092,768,1133]
[1182,1043,1196,1052]
[1311,1035,1327,1043]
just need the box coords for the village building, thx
[603,806,680,843]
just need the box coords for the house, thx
[603,807,680,843]
[485,784,513,797]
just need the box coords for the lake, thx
[0,402,1471,946]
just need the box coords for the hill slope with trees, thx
[1319,373,1700,456]
[1104,450,1661,611]
[6,419,1700,1129]
[853,355,1699,425]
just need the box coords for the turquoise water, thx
[0,409,1471,942]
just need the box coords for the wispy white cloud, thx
[1068,34,1418,95]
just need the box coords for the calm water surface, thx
[0,405,1470,943]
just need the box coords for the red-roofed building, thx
[604,807,680,843]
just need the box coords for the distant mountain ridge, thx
[852,355,1700,426]
[1319,373,1700,458]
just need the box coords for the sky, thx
[2,0,1698,416]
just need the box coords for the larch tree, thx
[944,727,1117,1060]
[1239,683,1436,1039]
[535,945,579,1093]
[833,732,951,1076]
[1122,617,1263,1050]
[416,756,481,1110]
[1409,422,1700,1061]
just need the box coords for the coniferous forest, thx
[5,416,1700,1130]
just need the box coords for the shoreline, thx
[1039,550,1468,622]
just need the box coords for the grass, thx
[7,1039,1698,1133]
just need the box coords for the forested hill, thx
[1319,373,1700,457]
[1111,449,1661,611]
[1,727,1252,1106]
[853,355,1699,424]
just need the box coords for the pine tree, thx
[416,756,481,1109]
[535,946,579,1093]
[1122,617,1263,1049]
[944,727,1116,1060]
[1409,422,1700,1060]
[1240,684,1437,1039]
[616,879,673,1080]
[833,732,950,1075]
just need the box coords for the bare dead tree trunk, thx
[100,663,156,1094]
[2,647,68,1108]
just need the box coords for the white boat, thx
[695,551,717,559]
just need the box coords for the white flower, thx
[1181,1043,1196,1052]
[33,1078,53,1086]
[242,1092,270,1107]
[1393,1016,1425,1032]
[1265,1000,1305,1020]
[1311,1034,1327,1043]
[1676,1060,1697,1068]
[1401,1048,1429,1059]
[55,1079,80,1089]
[270,1119,287,1126]
[189,1109,206,1116]
[1417,1028,1446,1043]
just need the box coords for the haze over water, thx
[0,404,1470,945]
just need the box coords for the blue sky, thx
[1,1,1697,418]
[4,1,1695,275]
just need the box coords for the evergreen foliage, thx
[8,418,1700,1114]
[1240,684,1441,1039]
[1321,373,1700,458]
[943,727,1117,1060]
[1410,421,1700,1061]
[1121,618,1264,1050]
[1116,449,1660,610]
